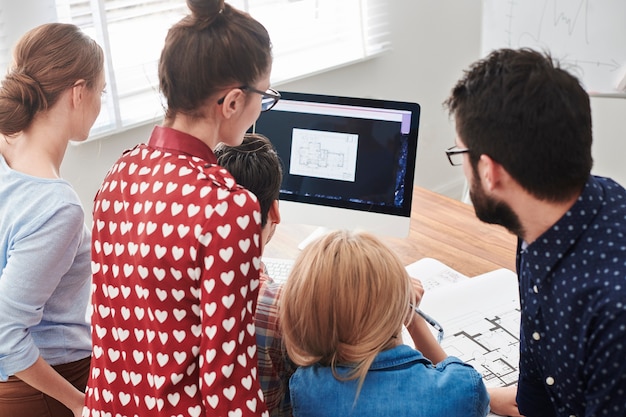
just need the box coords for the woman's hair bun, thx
[186,0,226,26]
[0,70,48,136]
[4,70,48,110]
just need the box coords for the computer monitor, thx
[250,91,420,241]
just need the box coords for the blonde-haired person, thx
[280,230,490,417]
[0,23,105,417]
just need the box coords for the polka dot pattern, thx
[516,176,626,417]
[83,128,269,417]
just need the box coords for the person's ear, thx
[268,199,281,225]
[71,79,87,107]
[262,200,281,249]
[478,153,509,192]
[220,88,246,119]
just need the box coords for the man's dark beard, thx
[469,179,524,238]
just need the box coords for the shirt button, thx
[533,285,539,293]
[532,332,541,340]
[546,376,555,385]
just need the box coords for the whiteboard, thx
[482,0,626,96]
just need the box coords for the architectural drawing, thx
[404,259,521,389]
[289,128,358,181]
[440,307,520,387]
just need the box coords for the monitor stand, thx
[297,226,331,251]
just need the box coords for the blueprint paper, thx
[405,257,469,291]
[404,259,520,394]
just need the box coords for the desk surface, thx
[263,186,517,277]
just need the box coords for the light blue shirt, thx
[0,155,91,380]
[290,344,490,417]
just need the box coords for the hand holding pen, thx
[409,277,444,344]
[414,307,445,344]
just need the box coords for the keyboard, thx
[262,257,295,284]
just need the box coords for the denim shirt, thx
[289,344,489,417]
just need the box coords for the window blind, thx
[2,0,390,140]
[56,0,188,136]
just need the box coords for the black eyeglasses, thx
[445,145,470,166]
[217,86,281,112]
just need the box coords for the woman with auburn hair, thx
[84,0,277,416]
[0,23,105,417]
[280,230,490,417]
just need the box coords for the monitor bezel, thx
[252,90,420,232]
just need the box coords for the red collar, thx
[147,125,217,163]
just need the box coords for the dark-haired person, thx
[444,47,626,417]
[0,23,105,417]
[216,133,291,415]
[84,0,277,416]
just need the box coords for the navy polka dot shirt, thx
[516,176,626,417]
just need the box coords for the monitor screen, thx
[250,91,420,238]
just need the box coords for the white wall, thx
[62,0,626,216]
[590,97,626,186]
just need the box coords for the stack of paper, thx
[404,258,520,389]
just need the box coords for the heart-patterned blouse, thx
[84,126,269,417]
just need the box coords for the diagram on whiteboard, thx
[289,128,358,182]
[482,0,626,95]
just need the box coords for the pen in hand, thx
[414,307,445,344]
